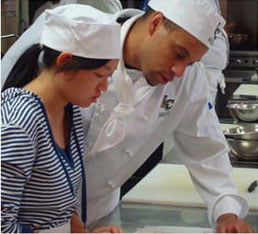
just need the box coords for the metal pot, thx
[223,124,258,140]
[227,100,258,122]
[227,138,258,161]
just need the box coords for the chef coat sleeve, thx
[1,124,35,233]
[173,63,248,226]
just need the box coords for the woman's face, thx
[61,59,119,107]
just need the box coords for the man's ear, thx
[149,11,165,36]
[56,51,73,68]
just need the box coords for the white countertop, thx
[122,164,258,211]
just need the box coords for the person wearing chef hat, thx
[1,0,254,233]
[139,0,229,106]
[32,0,123,23]
[82,0,252,233]
[1,4,122,233]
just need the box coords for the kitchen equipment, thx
[223,84,258,161]
[216,52,258,121]
[226,138,258,161]
[248,180,258,193]
[227,100,258,122]
[223,124,258,140]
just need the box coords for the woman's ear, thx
[56,51,73,68]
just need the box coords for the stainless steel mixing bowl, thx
[227,100,258,122]
[223,124,258,140]
[227,138,258,161]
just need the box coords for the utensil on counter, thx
[227,99,258,122]
[226,138,258,161]
[223,124,258,140]
[248,180,257,193]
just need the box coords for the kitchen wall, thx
[1,0,29,55]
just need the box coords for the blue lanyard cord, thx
[55,148,75,195]
[55,115,87,224]
[36,99,85,222]
[37,97,75,195]
[73,127,87,225]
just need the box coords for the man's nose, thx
[171,63,187,77]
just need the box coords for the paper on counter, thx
[233,84,258,97]
[122,164,258,210]
[135,226,213,233]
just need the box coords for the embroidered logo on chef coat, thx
[209,22,222,46]
[158,95,175,117]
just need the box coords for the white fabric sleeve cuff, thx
[212,194,249,225]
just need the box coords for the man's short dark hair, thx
[140,6,180,31]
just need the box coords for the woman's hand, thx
[70,213,88,233]
[91,225,123,233]
[70,213,123,233]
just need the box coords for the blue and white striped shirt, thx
[1,88,85,233]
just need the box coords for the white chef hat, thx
[40,4,121,59]
[148,0,225,48]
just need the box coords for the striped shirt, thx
[1,88,85,233]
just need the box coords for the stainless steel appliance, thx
[216,51,258,121]
[219,55,258,167]
[216,0,258,167]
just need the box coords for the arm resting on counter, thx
[173,86,250,232]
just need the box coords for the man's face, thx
[139,17,208,86]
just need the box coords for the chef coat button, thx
[139,115,148,121]
[100,106,106,113]
[107,180,115,188]
[85,139,93,149]
[124,149,133,158]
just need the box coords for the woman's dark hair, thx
[2,44,110,91]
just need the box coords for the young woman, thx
[1,4,122,233]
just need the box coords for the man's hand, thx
[216,213,254,233]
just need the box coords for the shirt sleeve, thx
[1,124,35,233]
[173,63,249,226]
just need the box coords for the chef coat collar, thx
[119,13,147,84]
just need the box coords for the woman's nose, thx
[171,63,187,77]
[99,77,108,92]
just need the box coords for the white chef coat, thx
[82,13,248,227]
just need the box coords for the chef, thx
[201,0,229,106]
[1,0,253,232]
[82,1,252,233]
